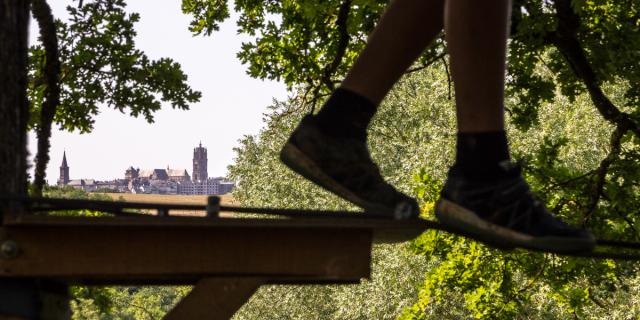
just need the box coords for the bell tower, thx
[192,142,208,183]
[58,151,70,186]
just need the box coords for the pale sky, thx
[28,1,288,184]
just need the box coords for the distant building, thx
[148,179,178,194]
[138,169,169,181]
[56,152,127,192]
[67,179,97,192]
[167,167,190,182]
[94,180,129,193]
[125,167,139,181]
[192,142,208,182]
[57,151,70,186]
[177,177,234,195]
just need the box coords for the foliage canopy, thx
[29,0,202,134]
[182,0,639,125]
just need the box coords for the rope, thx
[2,196,640,260]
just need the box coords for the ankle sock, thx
[454,131,511,181]
[314,88,377,142]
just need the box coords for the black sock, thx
[314,88,377,141]
[454,131,511,180]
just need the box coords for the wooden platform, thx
[0,213,430,319]
[5,197,637,318]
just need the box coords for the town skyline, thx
[57,142,234,195]
[55,142,225,183]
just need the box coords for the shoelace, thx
[498,181,543,230]
[463,177,553,232]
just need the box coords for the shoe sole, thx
[435,198,595,253]
[280,141,408,219]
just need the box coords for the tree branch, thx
[614,208,640,241]
[122,300,156,320]
[441,55,452,100]
[540,169,596,195]
[31,0,61,196]
[550,0,640,138]
[587,287,608,309]
[404,52,447,75]
[321,0,351,91]
[517,254,547,294]
[585,126,624,221]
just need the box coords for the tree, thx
[0,2,71,318]
[399,73,640,319]
[182,0,639,125]
[29,0,202,194]
[182,1,640,317]
[0,0,30,198]
[0,0,203,315]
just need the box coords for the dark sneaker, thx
[435,163,595,253]
[280,115,419,219]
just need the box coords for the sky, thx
[27,1,288,184]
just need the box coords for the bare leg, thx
[282,0,446,218]
[436,0,594,252]
[341,0,445,105]
[445,0,511,132]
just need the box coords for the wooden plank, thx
[164,278,263,320]
[0,223,372,284]
[3,214,431,243]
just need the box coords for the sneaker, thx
[435,163,595,253]
[280,115,419,219]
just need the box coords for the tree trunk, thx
[32,0,61,197]
[0,0,29,198]
[0,2,69,319]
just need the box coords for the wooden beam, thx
[0,216,375,284]
[164,278,263,320]
[3,214,429,243]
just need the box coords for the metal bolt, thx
[206,196,221,218]
[1,240,19,259]
[158,208,169,217]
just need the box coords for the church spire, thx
[58,151,70,185]
[61,150,68,168]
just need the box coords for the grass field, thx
[103,193,237,216]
